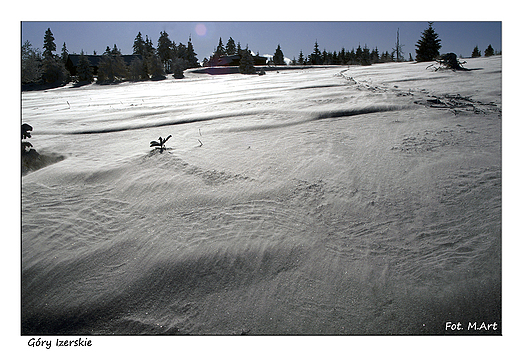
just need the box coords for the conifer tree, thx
[484,44,495,57]
[186,36,199,68]
[133,32,146,55]
[98,45,127,83]
[298,50,305,65]
[355,45,363,64]
[415,22,442,62]
[339,48,347,65]
[215,37,225,57]
[226,37,237,55]
[361,45,371,65]
[41,28,68,84]
[176,43,187,63]
[148,55,166,80]
[472,46,481,58]
[239,49,255,74]
[128,57,148,81]
[157,31,173,72]
[144,35,155,56]
[332,51,338,65]
[42,56,68,84]
[349,49,356,63]
[171,40,178,59]
[322,49,329,65]
[76,50,93,83]
[311,40,322,65]
[273,44,285,65]
[61,42,68,64]
[172,58,186,79]
[371,47,380,63]
[22,41,42,84]
[380,51,391,62]
[43,28,56,59]
[111,44,121,56]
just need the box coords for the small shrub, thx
[22,123,33,153]
[427,53,468,71]
[150,135,172,152]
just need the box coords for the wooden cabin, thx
[66,54,143,75]
[206,54,268,67]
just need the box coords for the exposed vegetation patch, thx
[414,93,501,115]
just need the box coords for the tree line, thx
[22,28,201,87]
[471,44,498,58]
[22,23,501,87]
[291,41,401,66]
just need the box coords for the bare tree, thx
[392,28,405,62]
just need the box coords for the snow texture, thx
[22,56,501,335]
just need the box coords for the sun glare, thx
[195,23,207,37]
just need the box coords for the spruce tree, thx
[157,31,173,73]
[298,50,305,65]
[172,58,186,79]
[339,48,346,65]
[415,22,442,62]
[128,57,148,81]
[176,43,187,63]
[484,44,495,57]
[322,49,329,65]
[98,45,127,83]
[215,37,225,57]
[332,51,338,65]
[22,41,42,84]
[472,46,481,58]
[381,51,391,62]
[361,45,371,65]
[43,28,56,59]
[61,42,68,64]
[171,40,178,59]
[226,37,237,55]
[76,50,93,83]
[133,32,146,55]
[186,37,199,68]
[239,49,255,74]
[371,47,380,63]
[355,45,363,64]
[42,57,68,84]
[311,40,322,65]
[111,44,121,56]
[148,55,166,80]
[144,35,155,56]
[41,28,68,84]
[273,44,285,65]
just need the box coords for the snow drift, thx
[21,57,501,335]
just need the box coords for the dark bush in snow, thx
[427,53,468,71]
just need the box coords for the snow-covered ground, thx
[21,56,501,335]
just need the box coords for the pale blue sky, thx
[21,21,501,61]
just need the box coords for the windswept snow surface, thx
[22,57,501,335]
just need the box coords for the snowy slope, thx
[21,56,501,335]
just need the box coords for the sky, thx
[21,21,502,62]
